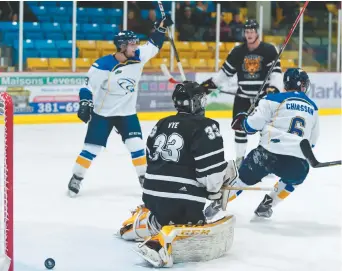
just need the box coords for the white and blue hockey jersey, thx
[243,91,319,159]
[79,38,162,117]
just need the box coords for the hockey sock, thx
[125,138,147,177]
[269,180,295,207]
[73,144,102,178]
[234,130,248,159]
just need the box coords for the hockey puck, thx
[44,258,55,269]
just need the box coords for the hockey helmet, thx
[283,68,311,93]
[113,30,139,51]
[244,19,259,32]
[172,81,207,115]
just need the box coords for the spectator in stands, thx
[220,13,232,42]
[229,13,244,41]
[176,1,193,24]
[127,9,144,34]
[11,13,18,23]
[192,1,211,41]
[178,6,196,41]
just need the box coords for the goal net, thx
[0,92,13,271]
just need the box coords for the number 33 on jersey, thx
[146,113,227,192]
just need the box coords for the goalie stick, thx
[300,139,341,168]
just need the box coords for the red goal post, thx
[0,92,13,271]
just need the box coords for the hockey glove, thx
[78,100,93,123]
[266,87,279,94]
[231,112,248,131]
[200,78,217,94]
[154,15,174,33]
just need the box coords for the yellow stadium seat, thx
[174,58,190,70]
[175,41,191,51]
[223,12,233,24]
[240,8,248,17]
[191,42,208,52]
[208,59,225,69]
[302,66,318,72]
[281,50,299,60]
[219,51,228,59]
[76,58,91,71]
[225,42,239,52]
[76,40,97,50]
[281,59,296,69]
[196,51,214,59]
[81,49,100,59]
[143,59,154,70]
[101,49,114,57]
[162,41,171,51]
[189,59,208,70]
[96,40,115,50]
[49,58,71,71]
[158,50,170,58]
[26,58,49,71]
[208,42,225,51]
[179,51,196,59]
[151,58,169,68]
[264,36,283,45]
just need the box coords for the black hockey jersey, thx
[221,42,282,98]
[143,113,228,204]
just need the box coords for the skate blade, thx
[131,246,163,267]
[250,214,272,223]
[67,190,78,198]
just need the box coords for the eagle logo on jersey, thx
[243,55,263,79]
[118,78,136,93]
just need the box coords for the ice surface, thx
[3,116,342,270]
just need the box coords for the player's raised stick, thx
[300,139,341,168]
[157,1,187,82]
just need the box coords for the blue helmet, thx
[113,30,139,51]
[283,68,310,93]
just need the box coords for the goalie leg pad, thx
[171,215,236,263]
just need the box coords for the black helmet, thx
[283,68,311,93]
[172,81,207,115]
[244,19,259,31]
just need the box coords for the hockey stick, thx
[223,186,273,191]
[300,139,341,168]
[158,1,187,81]
[231,1,309,128]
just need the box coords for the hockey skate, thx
[68,174,83,197]
[133,238,173,268]
[254,194,273,218]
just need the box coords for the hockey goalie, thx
[118,81,238,267]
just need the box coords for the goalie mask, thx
[172,81,207,115]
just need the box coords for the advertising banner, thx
[196,72,341,110]
[0,72,194,114]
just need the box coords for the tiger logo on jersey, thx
[243,55,263,79]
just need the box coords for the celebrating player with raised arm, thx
[67,17,173,197]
